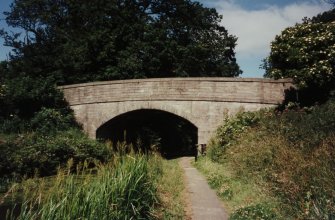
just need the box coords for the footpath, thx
[179,157,228,220]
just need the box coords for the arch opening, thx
[96,109,198,158]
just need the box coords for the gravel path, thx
[179,157,228,220]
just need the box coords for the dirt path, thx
[180,157,228,220]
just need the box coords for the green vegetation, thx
[196,100,335,219]
[0,128,109,178]
[194,157,280,217]
[1,0,241,85]
[155,159,187,219]
[4,152,157,219]
[1,147,187,219]
[263,9,335,104]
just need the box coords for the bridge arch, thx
[96,103,199,133]
[96,108,198,157]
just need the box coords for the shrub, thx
[30,107,77,134]
[263,13,335,104]
[0,115,29,133]
[259,100,335,150]
[0,129,108,178]
[208,111,260,163]
[0,75,68,121]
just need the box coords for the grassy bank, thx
[194,157,281,218]
[196,100,335,219]
[1,150,187,219]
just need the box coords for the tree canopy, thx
[263,8,335,104]
[1,0,241,85]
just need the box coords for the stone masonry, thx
[59,77,293,144]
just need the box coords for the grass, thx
[194,156,281,217]
[195,100,335,219]
[155,159,188,219]
[1,151,188,219]
[5,154,159,220]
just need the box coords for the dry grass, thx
[154,158,189,219]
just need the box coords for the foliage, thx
[207,111,259,163]
[0,115,30,134]
[229,204,277,220]
[309,8,335,23]
[263,9,335,104]
[260,101,335,150]
[5,153,160,220]
[0,74,70,123]
[1,147,188,220]
[30,107,77,134]
[204,100,335,219]
[0,129,108,178]
[264,20,335,88]
[1,0,241,85]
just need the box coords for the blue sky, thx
[0,0,332,77]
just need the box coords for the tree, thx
[263,9,335,104]
[1,0,241,85]
[309,8,335,23]
[264,21,335,88]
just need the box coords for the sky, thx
[0,0,332,77]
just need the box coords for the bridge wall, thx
[59,78,293,144]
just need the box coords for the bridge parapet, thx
[59,78,293,105]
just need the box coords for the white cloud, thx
[209,0,330,76]
[217,1,329,56]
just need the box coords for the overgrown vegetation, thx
[1,145,187,219]
[197,99,335,219]
[0,129,109,178]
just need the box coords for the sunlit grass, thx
[195,100,335,219]
[155,159,187,219]
[1,145,189,219]
[4,152,160,219]
[194,156,281,217]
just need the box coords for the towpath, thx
[180,157,228,220]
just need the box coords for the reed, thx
[6,151,161,220]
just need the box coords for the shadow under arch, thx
[96,109,198,158]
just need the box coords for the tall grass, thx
[198,100,335,219]
[5,150,162,220]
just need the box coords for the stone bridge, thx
[59,77,293,144]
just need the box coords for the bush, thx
[0,115,30,133]
[0,75,75,134]
[208,111,260,163]
[259,100,335,150]
[0,129,108,178]
[30,107,77,134]
[0,75,68,121]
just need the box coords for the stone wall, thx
[59,77,294,144]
